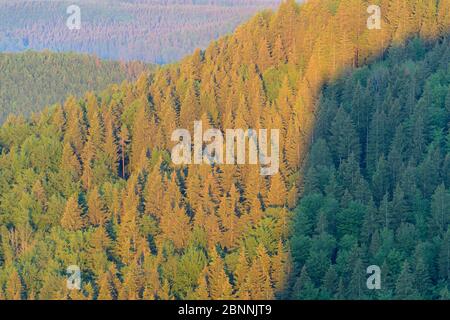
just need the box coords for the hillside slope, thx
[0,51,149,123]
[0,0,449,300]
[291,36,450,300]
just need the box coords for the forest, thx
[291,36,450,299]
[0,0,449,300]
[0,50,150,123]
[0,0,279,64]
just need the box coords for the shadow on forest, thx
[289,34,450,300]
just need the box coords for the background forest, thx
[0,0,449,300]
[0,0,279,63]
[0,51,150,123]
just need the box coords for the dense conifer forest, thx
[0,0,449,300]
[291,36,450,299]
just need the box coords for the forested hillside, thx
[0,51,149,123]
[0,0,449,300]
[0,0,279,63]
[291,36,450,300]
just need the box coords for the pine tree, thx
[438,229,450,281]
[144,163,165,218]
[234,249,249,298]
[292,266,318,300]
[414,258,432,299]
[330,108,360,164]
[437,0,450,35]
[130,103,151,173]
[193,269,210,300]
[61,143,82,180]
[103,114,118,175]
[179,83,199,128]
[395,261,420,300]
[159,205,191,250]
[63,97,85,153]
[418,0,439,39]
[430,184,450,235]
[116,182,140,264]
[322,265,338,299]
[61,195,85,231]
[207,249,233,300]
[118,125,130,179]
[248,245,274,300]
[267,174,287,207]
[272,241,288,295]
[347,259,365,300]
[5,268,22,300]
[87,187,107,226]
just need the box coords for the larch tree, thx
[61,194,85,231]
[87,186,107,227]
[206,248,233,300]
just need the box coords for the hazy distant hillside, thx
[0,50,150,123]
[0,0,279,64]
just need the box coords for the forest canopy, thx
[0,0,449,300]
